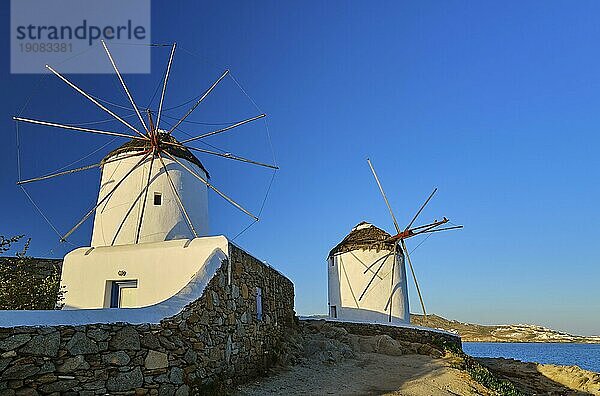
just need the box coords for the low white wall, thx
[60,236,229,309]
[0,249,226,327]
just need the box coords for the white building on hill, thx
[327,222,410,325]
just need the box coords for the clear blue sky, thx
[1,1,599,335]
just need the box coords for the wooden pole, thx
[155,43,176,131]
[60,152,150,242]
[415,225,463,235]
[101,40,148,134]
[167,69,230,134]
[162,141,278,169]
[367,158,401,233]
[180,114,266,144]
[45,65,146,139]
[110,164,156,246]
[13,117,145,140]
[162,151,258,221]
[358,254,391,301]
[401,239,427,317]
[17,150,147,185]
[405,188,437,231]
[134,153,156,243]
[388,245,396,322]
[361,251,393,274]
[157,153,198,238]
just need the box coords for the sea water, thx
[463,342,600,373]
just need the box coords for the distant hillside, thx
[411,314,600,343]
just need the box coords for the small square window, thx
[153,192,162,206]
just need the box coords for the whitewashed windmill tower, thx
[14,41,277,310]
[91,127,210,247]
[327,159,462,325]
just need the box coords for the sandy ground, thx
[237,353,491,396]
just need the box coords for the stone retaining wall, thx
[0,244,295,395]
[303,319,462,351]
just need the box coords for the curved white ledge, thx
[0,249,226,328]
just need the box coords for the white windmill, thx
[14,41,277,309]
[327,159,462,325]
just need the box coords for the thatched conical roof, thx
[102,132,209,178]
[328,221,398,257]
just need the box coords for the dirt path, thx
[237,353,491,396]
[236,320,598,395]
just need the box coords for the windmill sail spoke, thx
[361,251,392,275]
[349,251,384,279]
[409,221,444,232]
[410,221,445,236]
[358,254,391,301]
[18,163,99,185]
[45,65,146,139]
[17,150,147,186]
[367,158,401,234]
[101,40,148,134]
[13,117,146,140]
[157,153,198,238]
[110,164,156,246]
[163,141,278,169]
[60,152,151,242]
[134,153,156,243]
[180,114,266,144]
[415,225,463,235]
[384,276,403,311]
[388,249,396,322]
[405,188,437,231]
[167,69,230,134]
[401,239,427,317]
[162,151,259,221]
[155,43,176,131]
[339,255,360,308]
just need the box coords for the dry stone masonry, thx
[0,244,295,395]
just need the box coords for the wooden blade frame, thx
[180,114,266,144]
[162,141,278,170]
[401,239,427,317]
[134,153,156,243]
[167,69,230,134]
[367,158,401,233]
[157,152,198,238]
[155,43,176,131]
[13,117,146,141]
[60,151,150,242]
[101,40,148,134]
[110,157,157,246]
[17,150,147,185]
[358,253,393,302]
[388,243,397,322]
[405,188,437,231]
[45,64,146,139]
[162,151,259,221]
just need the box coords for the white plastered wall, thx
[328,248,410,324]
[60,236,229,309]
[91,152,209,247]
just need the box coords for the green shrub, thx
[0,235,65,310]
